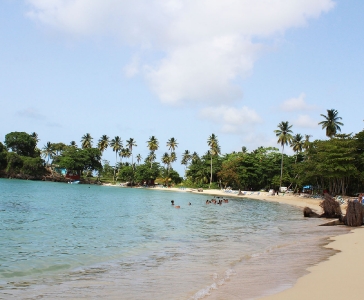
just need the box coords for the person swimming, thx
[171,200,174,205]
[188,202,191,205]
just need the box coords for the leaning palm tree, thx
[207,133,220,188]
[81,133,93,149]
[136,154,142,165]
[110,136,122,181]
[318,109,344,138]
[126,138,137,166]
[98,135,109,154]
[290,133,304,163]
[41,142,56,166]
[274,121,293,189]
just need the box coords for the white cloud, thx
[293,114,319,128]
[26,0,335,105]
[200,105,262,133]
[123,54,140,78]
[280,93,318,112]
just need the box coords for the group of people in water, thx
[170,197,229,208]
[206,198,229,205]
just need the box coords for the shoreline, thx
[137,186,361,300]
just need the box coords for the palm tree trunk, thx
[209,155,212,189]
[280,145,284,189]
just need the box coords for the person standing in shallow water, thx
[171,200,174,205]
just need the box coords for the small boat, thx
[68,180,80,184]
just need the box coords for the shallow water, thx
[0,179,349,299]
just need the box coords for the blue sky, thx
[1,0,363,175]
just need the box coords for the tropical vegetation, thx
[1,109,364,195]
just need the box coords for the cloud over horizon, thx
[26,0,335,106]
[200,105,262,133]
[280,93,318,112]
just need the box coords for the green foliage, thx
[6,152,23,174]
[0,142,7,170]
[5,132,37,157]
[134,162,160,183]
[118,165,135,183]
[20,156,45,176]
[54,147,102,175]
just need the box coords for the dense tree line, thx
[1,109,363,194]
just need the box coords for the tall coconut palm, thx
[207,133,220,188]
[191,152,200,162]
[318,109,344,138]
[181,150,191,171]
[303,134,312,151]
[98,135,109,153]
[166,137,178,171]
[126,138,137,166]
[147,136,159,168]
[274,121,293,189]
[136,154,142,165]
[290,133,304,163]
[81,133,93,149]
[147,151,156,168]
[147,136,159,152]
[110,136,122,181]
[166,138,178,153]
[41,142,56,166]
[161,152,170,169]
[120,148,131,164]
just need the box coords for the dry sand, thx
[151,186,362,300]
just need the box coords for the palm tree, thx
[181,150,191,171]
[318,109,344,138]
[30,132,39,144]
[110,136,122,181]
[147,136,159,152]
[274,121,293,189]
[166,137,178,171]
[161,152,170,169]
[136,154,142,165]
[126,138,137,166]
[207,133,220,188]
[81,133,93,149]
[303,134,312,151]
[290,134,304,163]
[166,138,178,153]
[147,136,159,168]
[191,152,200,162]
[120,148,131,163]
[98,135,109,153]
[41,142,56,166]
[147,151,156,168]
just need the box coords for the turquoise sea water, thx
[0,179,348,299]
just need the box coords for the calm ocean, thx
[0,179,348,299]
